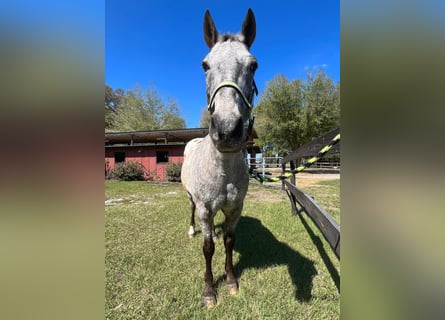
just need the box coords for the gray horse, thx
[181,8,258,307]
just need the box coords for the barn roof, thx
[105,127,259,147]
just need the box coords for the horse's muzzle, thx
[210,116,245,152]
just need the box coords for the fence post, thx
[288,160,300,215]
[290,160,296,186]
[281,162,286,191]
[262,157,265,178]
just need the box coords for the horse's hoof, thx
[228,283,239,295]
[202,295,217,308]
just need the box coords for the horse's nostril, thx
[211,114,244,144]
[233,117,243,139]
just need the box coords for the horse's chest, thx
[225,183,239,202]
[210,178,246,210]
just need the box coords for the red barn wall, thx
[105,144,185,180]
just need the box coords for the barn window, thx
[114,152,125,163]
[156,151,169,163]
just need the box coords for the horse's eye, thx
[202,61,210,72]
[249,61,258,72]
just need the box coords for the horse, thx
[181,8,258,307]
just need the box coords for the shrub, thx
[105,160,112,178]
[165,162,182,182]
[110,161,147,181]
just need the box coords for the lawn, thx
[298,179,340,224]
[105,178,340,319]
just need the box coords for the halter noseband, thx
[207,80,258,113]
[207,80,257,142]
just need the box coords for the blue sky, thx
[106,1,339,128]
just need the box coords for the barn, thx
[105,128,260,180]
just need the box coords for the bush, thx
[109,161,147,181]
[105,160,111,178]
[165,162,182,182]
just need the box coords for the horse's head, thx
[202,8,258,153]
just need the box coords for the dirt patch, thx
[248,186,287,202]
[298,172,340,180]
[287,172,340,189]
[105,196,152,206]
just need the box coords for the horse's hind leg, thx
[187,193,196,238]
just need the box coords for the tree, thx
[105,84,124,109]
[199,107,211,128]
[253,69,340,155]
[303,69,340,140]
[105,84,186,132]
[111,84,160,131]
[159,99,186,129]
[105,84,124,130]
[253,74,305,155]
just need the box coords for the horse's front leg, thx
[224,211,241,295]
[199,211,217,307]
[202,235,215,306]
[187,193,196,238]
[224,232,238,294]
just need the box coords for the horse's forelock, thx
[217,33,244,44]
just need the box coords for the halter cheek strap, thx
[245,116,255,142]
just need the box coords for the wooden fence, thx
[281,128,340,259]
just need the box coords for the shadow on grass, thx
[297,210,340,292]
[226,216,318,302]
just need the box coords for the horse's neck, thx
[203,136,243,176]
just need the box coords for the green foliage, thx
[105,84,186,132]
[105,85,125,130]
[105,160,111,178]
[159,100,186,130]
[199,106,211,128]
[108,161,147,181]
[304,70,340,140]
[165,162,182,182]
[253,69,340,155]
[254,75,305,155]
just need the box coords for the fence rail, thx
[310,161,340,169]
[283,181,340,258]
[282,128,340,164]
[281,128,340,259]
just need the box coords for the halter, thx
[207,80,258,113]
[207,79,258,141]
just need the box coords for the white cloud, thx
[304,64,328,71]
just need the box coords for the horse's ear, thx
[204,10,218,48]
[241,8,256,49]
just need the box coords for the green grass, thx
[299,179,340,223]
[106,180,340,319]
